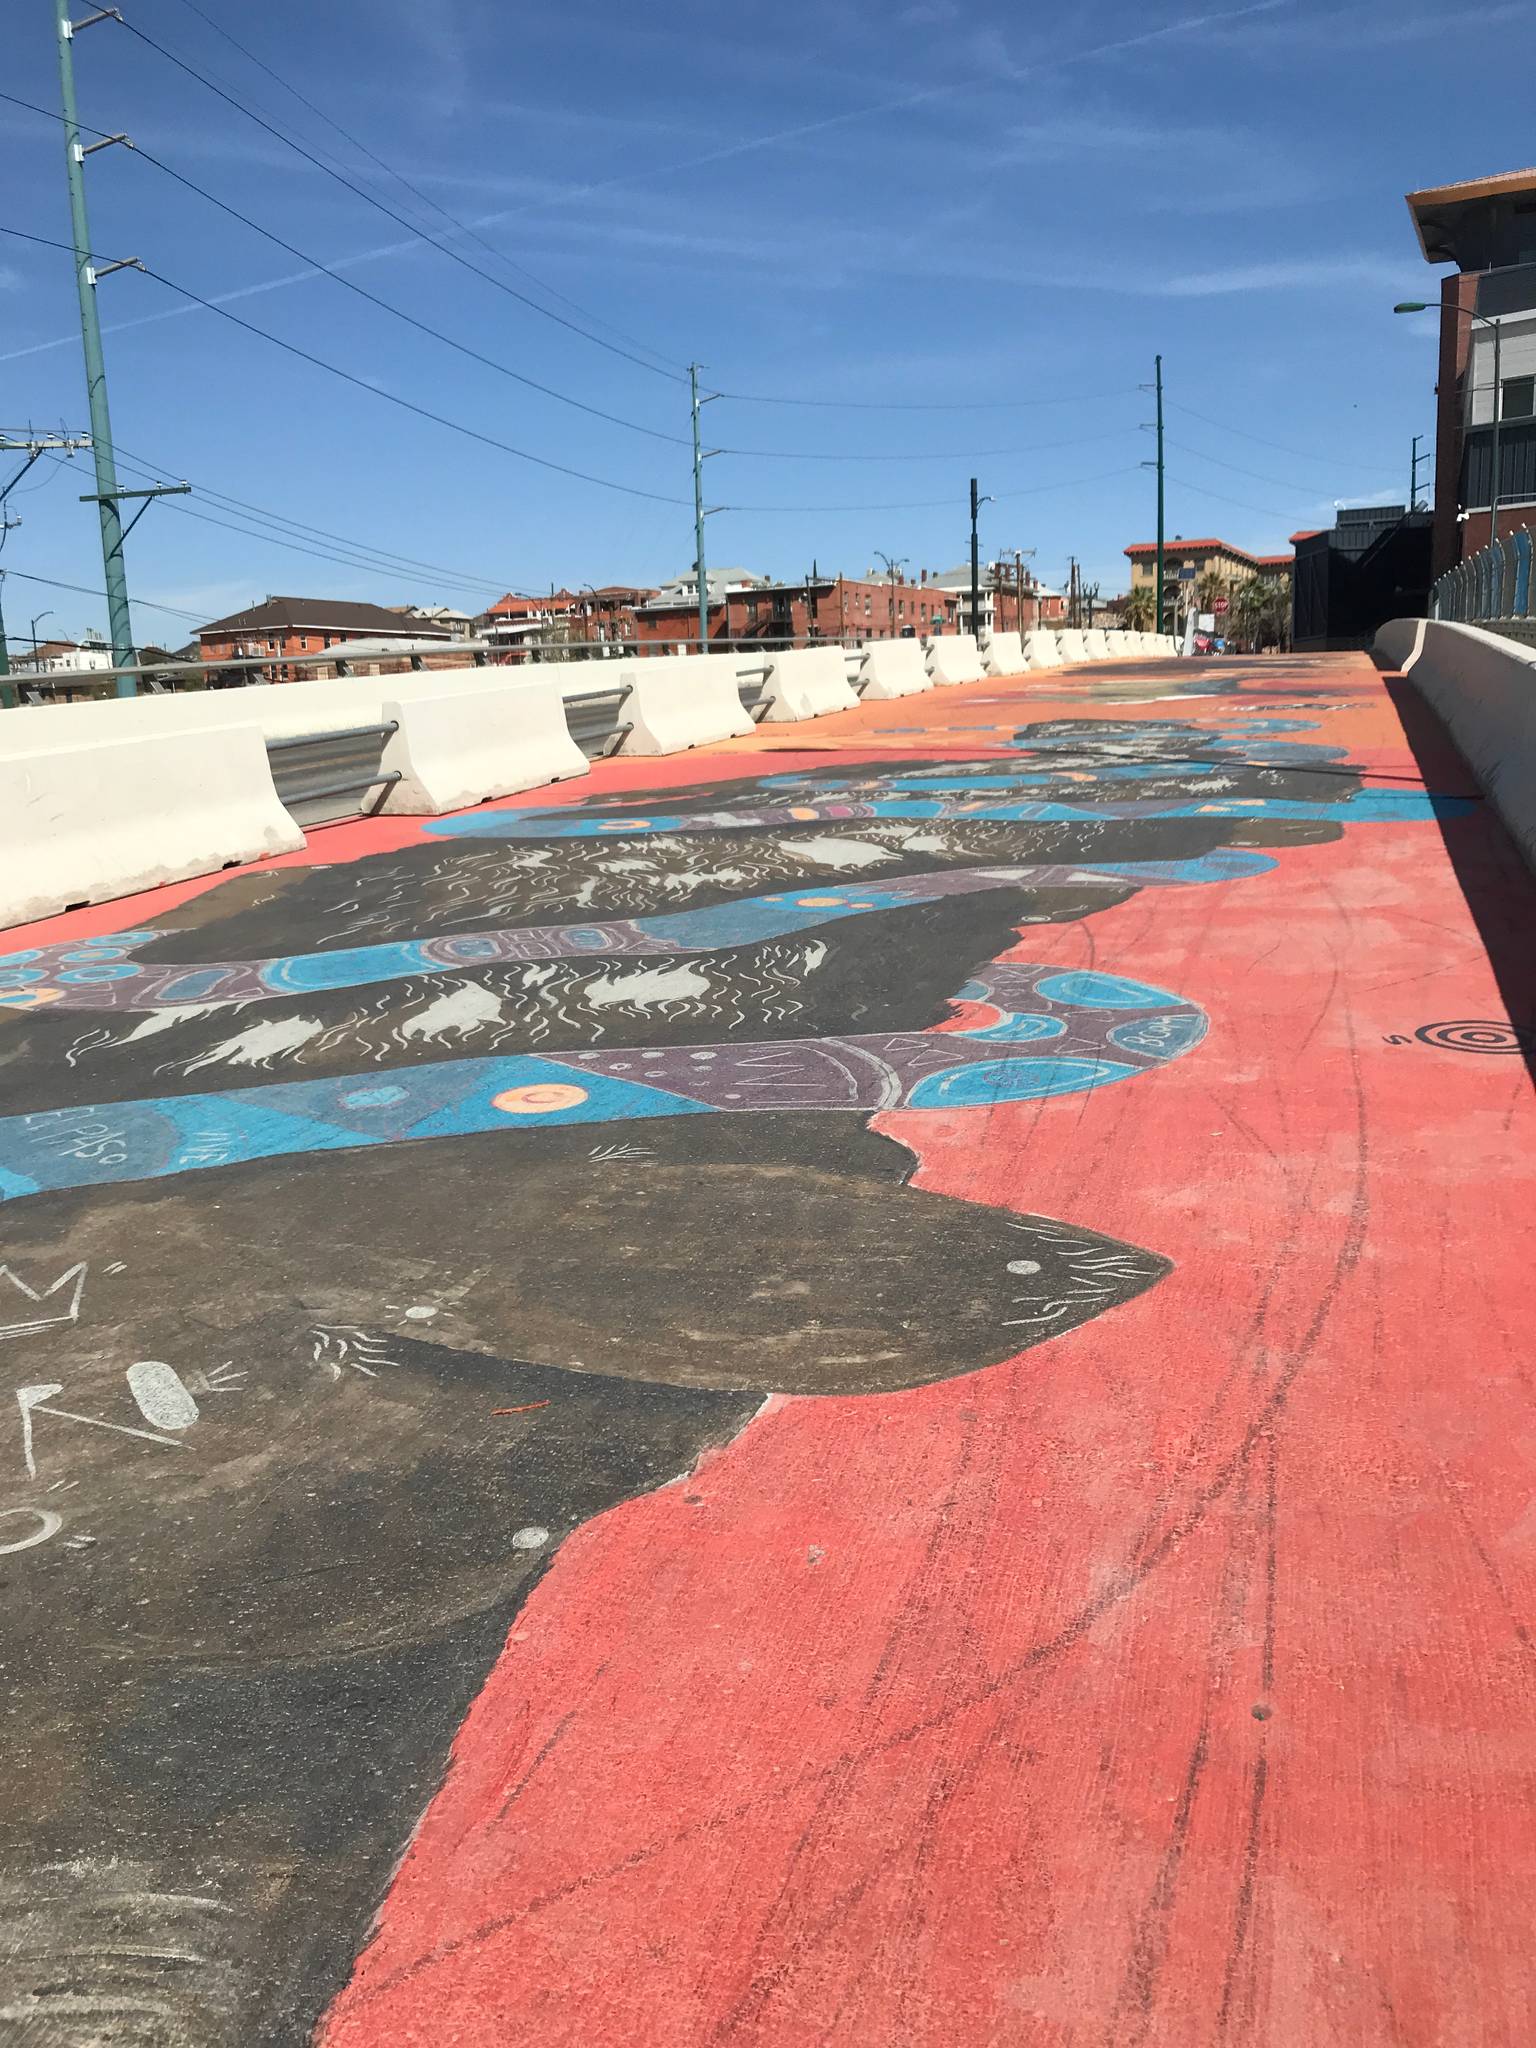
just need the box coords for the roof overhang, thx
[1407,167,1536,263]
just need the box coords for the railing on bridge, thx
[1431,529,1536,648]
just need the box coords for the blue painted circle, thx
[56,964,138,984]
[0,967,45,987]
[1034,970,1182,1011]
[63,947,127,964]
[0,950,41,966]
[906,1056,1136,1108]
[960,1012,1067,1044]
[1108,1013,1208,1061]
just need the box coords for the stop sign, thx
[1213,595,1230,614]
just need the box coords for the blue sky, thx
[1,0,1530,644]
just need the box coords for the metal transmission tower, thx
[54,2,186,693]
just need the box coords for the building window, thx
[1502,374,1536,420]
[864,595,871,615]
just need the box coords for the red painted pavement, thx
[28,654,1536,2043]
[311,654,1535,2045]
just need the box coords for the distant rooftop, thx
[199,596,453,638]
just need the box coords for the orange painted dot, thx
[0,987,62,1009]
[598,819,652,831]
[491,1083,590,1116]
[795,895,845,908]
[789,806,820,820]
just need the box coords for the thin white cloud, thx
[1156,255,1419,296]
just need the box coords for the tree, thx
[1120,585,1157,632]
[1233,574,1290,651]
[1194,568,1230,616]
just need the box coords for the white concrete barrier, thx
[378,679,589,815]
[980,631,1027,677]
[757,647,859,723]
[1082,629,1112,659]
[1104,631,1135,658]
[1,723,303,929]
[1375,616,1536,871]
[1,667,516,751]
[610,653,754,755]
[925,634,987,686]
[1054,629,1090,662]
[853,639,931,699]
[1023,631,1063,669]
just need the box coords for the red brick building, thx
[633,572,960,651]
[198,596,455,683]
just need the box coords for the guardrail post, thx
[1515,530,1533,619]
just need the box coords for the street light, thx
[1395,299,1507,546]
[968,478,994,638]
[28,609,52,669]
[874,552,907,639]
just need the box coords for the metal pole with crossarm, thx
[55,0,144,690]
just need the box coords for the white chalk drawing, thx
[195,1362,246,1396]
[0,1506,62,1555]
[15,1381,187,1480]
[0,1262,88,1342]
[589,1142,656,1162]
[126,1361,201,1433]
[308,1326,400,1379]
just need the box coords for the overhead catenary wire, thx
[115,17,690,385]
[41,448,528,596]
[0,226,692,506]
[0,90,691,449]
[160,0,682,379]
[0,564,204,624]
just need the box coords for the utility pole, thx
[875,551,907,639]
[56,0,141,691]
[969,477,981,637]
[0,541,16,710]
[1154,354,1166,637]
[689,364,722,654]
[0,431,91,709]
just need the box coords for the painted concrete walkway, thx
[2,651,1533,2046]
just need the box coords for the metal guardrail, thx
[264,720,403,828]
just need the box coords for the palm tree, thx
[1120,585,1157,632]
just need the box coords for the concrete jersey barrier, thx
[1023,631,1063,669]
[379,679,589,815]
[2,722,303,930]
[1055,629,1090,662]
[1082,629,1112,659]
[853,640,931,699]
[925,634,987,686]
[610,653,755,755]
[980,631,1026,677]
[1375,616,1536,872]
[757,647,860,723]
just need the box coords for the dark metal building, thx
[1291,507,1434,651]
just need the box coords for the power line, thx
[1166,400,1382,470]
[92,435,531,592]
[0,227,692,505]
[48,450,514,595]
[161,0,681,379]
[0,89,690,448]
[1163,474,1295,519]
[116,18,689,385]
[716,426,1137,463]
[1164,437,1326,495]
[730,464,1144,516]
[0,564,204,623]
[713,386,1140,412]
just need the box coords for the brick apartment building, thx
[634,569,963,651]
[197,596,456,683]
